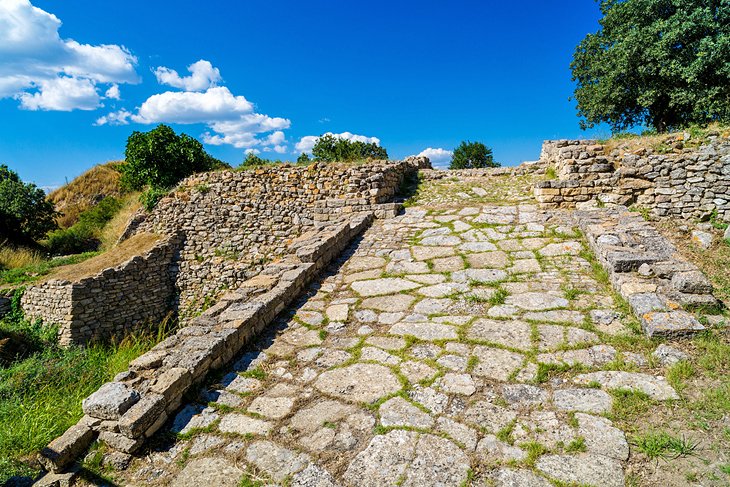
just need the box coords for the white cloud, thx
[130,86,253,124]
[0,0,138,110]
[416,147,453,167]
[105,84,120,100]
[153,59,221,92]
[94,108,131,126]
[295,132,381,154]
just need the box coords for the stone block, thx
[671,271,713,294]
[98,431,144,454]
[39,424,96,473]
[118,393,166,438]
[151,367,191,404]
[641,311,705,338]
[82,382,140,420]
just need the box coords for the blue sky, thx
[0,0,606,188]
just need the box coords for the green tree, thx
[241,152,268,167]
[120,124,224,191]
[311,134,388,162]
[571,0,730,133]
[297,152,311,164]
[0,165,57,244]
[449,141,498,169]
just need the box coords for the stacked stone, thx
[39,213,373,474]
[535,135,730,223]
[128,159,422,317]
[0,294,11,318]
[20,234,181,346]
[575,207,718,337]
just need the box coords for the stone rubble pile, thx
[575,206,719,337]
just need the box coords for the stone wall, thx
[21,234,181,346]
[535,135,730,222]
[128,159,422,316]
[39,213,373,474]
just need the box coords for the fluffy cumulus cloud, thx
[154,60,221,91]
[415,147,453,167]
[97,61,291,152]
[0,0,138,110]
[294,132,382,154]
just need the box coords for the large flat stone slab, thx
[536,454,624,487]
[171,458,243,487]
[389,322,459,341]
[315,363,401,403]
[351,278,421,297]
[573,371,679,400]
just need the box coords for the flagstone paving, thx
[116,173,683,486]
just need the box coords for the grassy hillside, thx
[48,162,126,229]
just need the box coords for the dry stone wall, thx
[129,160,422,316]
[536,135,730,222]
[21,234,181,346]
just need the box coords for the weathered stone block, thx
[118,393,166,438]
[82,382,140,420]
[151,367,191,403]
[39,424,95,473]
[671,271,713,294]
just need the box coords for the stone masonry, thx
[535,134,730,222]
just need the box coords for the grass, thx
[0,251,99,286]
[632,431,700,461]
[0,316,162,483]
[0,245,43,272]
[98,192,142,251]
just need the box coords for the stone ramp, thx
[111,199,683,487]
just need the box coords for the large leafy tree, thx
[311,134,388,162]
[449,141,499,169]
[571,0,730,133]
[0,164,57,243]
[121,124,225,190]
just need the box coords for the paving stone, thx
[523,310,584,324]
[467,319,533,350]
[390,321,458,340]
[170,458,243,487]
[431,256,465,272]
[361,294,415,311]
[82,382,139,420]
[413,298,452,315]
[325,304,349,322]
[218,413,272,436]
[400,361,438,383]
[297,311,325,326]
[407,273,447,284]
[490,468,552,487]
[412,246,456,260]
[536,454,624,487]
[509,259,542,274]
[224,375,262,394]
[416,282,469,297]
[409,386,449,413]
[459,241,498,252]
[421,235,461,246]
[189,434,225,455]
[552,388,612,414]
[379,397,434,429]
[463,401,517,432]
[451,268,508,284]
[538,242,582,256]
[401,434,470,487]
[506,292,569,311]
[386,260,431,274]
[171,405,218,434]
[347,256,386,272]
[537,344,616,367]
[343,430,418,487]
[246,441,309,482]
[365,336,406,350]
[436,417,478,451]
[288,400,357,434]
[314,349,351,368]
[437,372,477,396]
[360,346,400,365]
[471,346,524,381]
[436,354,468,371]
[314,363,401,403]
[575,412,629,460]
[466,251,510,269]
[410,343,442,358]
[513,411,575,447]
[291,464,338,487]
[487,305,521,318]
[502,384,548,407]
[248,396,295,420]
[476,434,527,462]
[351,278,421,297]
[281,327,323,347]
[573,371,679,400]
[653,343,690,366]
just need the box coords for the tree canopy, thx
[120,124,225,191]
[571,0,730,133]
[311,134,388,162]
[0,164,57,244]
[449,141,499,169]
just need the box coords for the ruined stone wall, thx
[535,136,730,222]
[131,160,421,315]
[21,234,181,346]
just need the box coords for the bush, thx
[139,187,168,212]
[297,152,311,164]
[120,124,224,191]
[0,165,57,244]
[43,197,122,255]
[311,134,388,162]
[241,152,269,167]
[449,141,499,169]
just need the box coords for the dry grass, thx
[99,192,142,251]
[601,123,730,156]
[48,232,160,282]
[0,245,43,271]
[48,162,125,228]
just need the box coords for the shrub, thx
[297,152,311,164]
[241,152,269,167]
[0,165,57,244]
[43,197,123,255]
[139,187,168,212]
[449,141,499,169]
[311,134,388,162]
[120,124,224,191]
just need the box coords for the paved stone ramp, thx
[120,173,679,486]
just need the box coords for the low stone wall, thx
[536,135,730,222]
[128,159,423,316]
[575,207,718,337]
[21,234,181,346]
[39,213,373,474]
